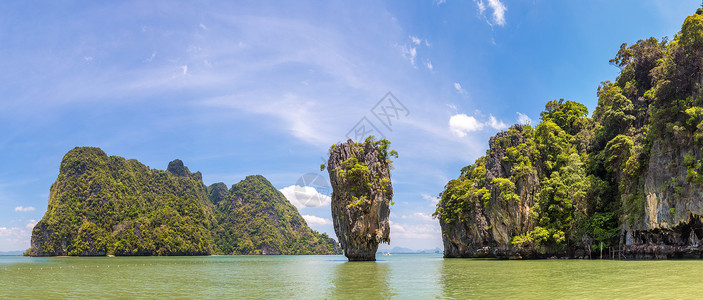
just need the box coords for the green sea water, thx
[1,254,702,299]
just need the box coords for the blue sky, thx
[0,1,698,251]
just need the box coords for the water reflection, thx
[330,260,392,298]
[438,258,540,298]
[8,254,703,298]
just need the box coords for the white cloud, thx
[199,23,208,30]
[488,0,507,26]
[450,113,509,137]
[401,212,435,222]
[434,0,446,5]
[425,60,433,70]
[145,51,157,63]
[446,103,458,112]
[487,114,508,130]
[449,114,483,137]
[181,65,188,75]
[476,0,486,14]
[516,112,532,125]
[302,214,333,226]
[0,225,31,251]
[402,36,429,67]
[474,0,507,26]
[14,206,35,212]
[25,219,37,229]
[390,220,441,240]
[402,45,417,66]
[201,92,337,147]
[0,226,25,239]
[279,185,331,210]
[83,56,94,61]
[422,193,439,205]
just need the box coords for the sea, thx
[1,253,702,299]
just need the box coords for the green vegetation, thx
[328,136,397,207]
[210,175,339,255]
[436,9,703,255]
[31,147,339,256]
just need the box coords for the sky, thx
[0,1,699,252]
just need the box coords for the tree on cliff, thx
[326,136,396,261]
[31,147,340,256]
[435,9,703,258]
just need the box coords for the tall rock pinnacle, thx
[327,138,394,261]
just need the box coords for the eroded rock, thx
[327,139,393,261]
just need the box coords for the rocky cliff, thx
[436,10,703,259]
[31,147,340,256]
[623,138,703,258]
[617,9,703,259]
[439,126,540,258]
[327,139,394,261]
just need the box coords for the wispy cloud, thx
[302,214,333,226]
[14,206,35,212]
[25,219,37,229]
[0,222,33,251]
[487,114,508,130]
[389,220,441,240]
[402,44,418,66]
[449,113,508,137]
[422,193,439,205]
[401,212,434,222]
[145,51,157,63]
[474,0,507,27]
[454,82,466,94]
[401,36,430,68]
[516,112,532,125]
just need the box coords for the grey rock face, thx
[327,139,392,261]
[624,139,703,258]
[440,126,539,258]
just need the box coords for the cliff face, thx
[436,10,703,259]
[31,147,339,256]
[31,147,213,256]
[617,10,703,259]
[327,139,392,261]
[624,139,703,258]
[439,126,540,258]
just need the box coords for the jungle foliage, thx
[434,9,703,254]
[31,147,339,256]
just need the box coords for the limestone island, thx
[434,9,703,259]
[30,147,340,256]
[325,137,397,261]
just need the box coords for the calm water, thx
[1,254,702,299]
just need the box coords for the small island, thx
[30,147,340,256]
[325,137,396,261]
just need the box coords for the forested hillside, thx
[30,147,339,256]
[435,9,703,259]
